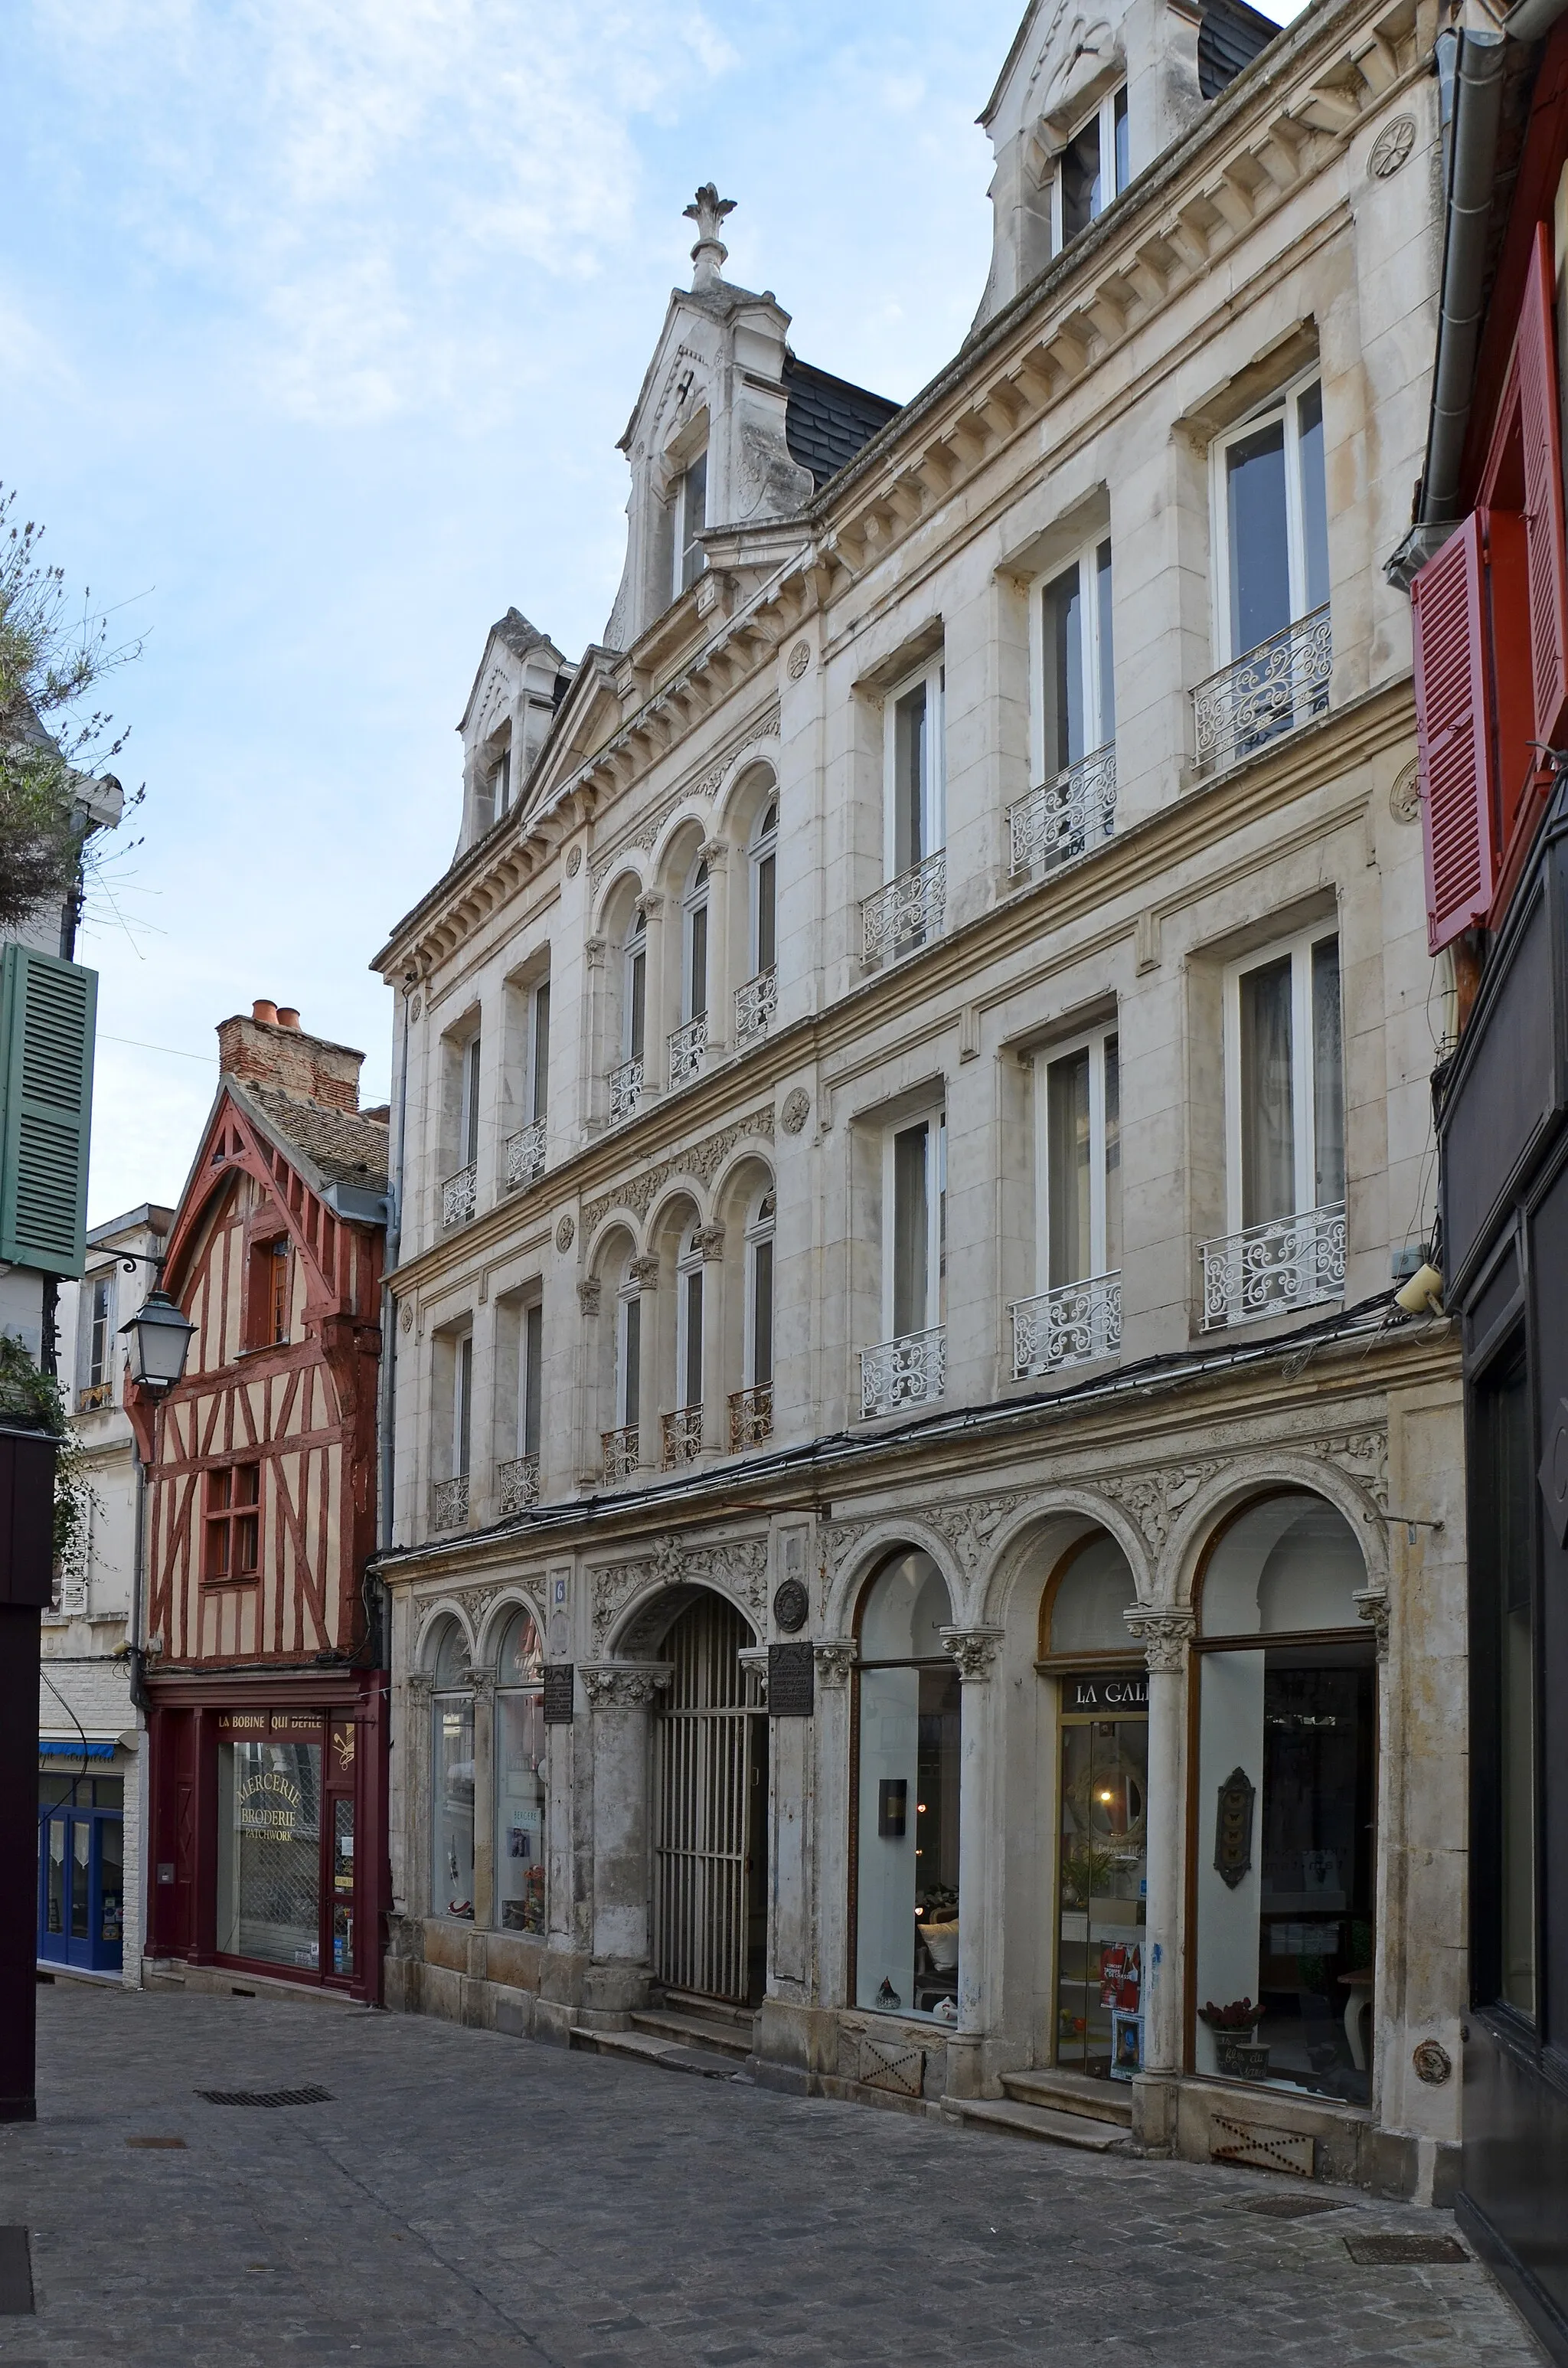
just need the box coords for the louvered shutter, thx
[1411,511,1497,953]
[0,945,98,1276]
[1517,221,1568,747]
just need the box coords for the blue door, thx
[37,1808,123,1974]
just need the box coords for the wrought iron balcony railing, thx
[505,1118,546,1192]
[661,1405,704,1468]
[601,1424,639,1483]
[1010,1271,1122,1377]
[1008,742,1117,878]
[668,1013,708,1088]
[430,1474,469,1531]
[728,1382,774,1450]
[861,850,946,966]
[859,1324,946,1419]
[1191,605,1331,777]
[734,967,777,1042]
[497,1454,540,1515]
[1200,1201,1346,1331]
[441,1163,477,1229]
[608,1057,644,1123]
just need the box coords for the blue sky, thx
[2,0,1293,1225]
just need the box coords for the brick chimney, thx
[216,999,365,1113]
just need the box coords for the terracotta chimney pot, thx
[276,1007,302,1031]
[252,999,279,1026]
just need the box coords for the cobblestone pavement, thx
[0,1984,1544,2368]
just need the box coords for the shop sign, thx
[236,1768,304,1838]
[215,1710,327,1736]
[1062,1670,1149,1713]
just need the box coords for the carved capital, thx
[939,1624,1004,1680]
[583,934,607,970]
[692,1224,726,1261]
[466,1670,495,1701]
[577,1277,603,1316]
[635,891,665,921]
[628,1254,661,1290]
[580,1662,672,1709]
[701,838,729,871]
[737,1644,769,1705]
[1353,1586,1390,1660]
[1124,1608,1196,1674]
[406,1672,435,1700]
[813,1640,858,1687]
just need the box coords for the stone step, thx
[630,2008,753,2060]
[570,2025,746,2082]
[999,2068,1135,2128]
[653,1989,756,2032]
[946,2095,1129,2150]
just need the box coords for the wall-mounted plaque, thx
[768,1641,814,1717]
[1214,1765,1256,1890]
[773,1577,809,1633]
[543,1665,575,1725]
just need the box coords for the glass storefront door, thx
[217,1725,325,1971]
[1056,1709,1148,2075]
[36,1781,125,1974]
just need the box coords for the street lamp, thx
[119,1289,194,1390]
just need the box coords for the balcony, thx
[608,1057,644,1123]
[668,1013,708,1089]
[505,1118,546,1192]
[441,1163,477,1230]
[76,1381,113,1414]
[859,1324,946,1419]
[661,1405,704,1469]
[734,967,777,1042]
[497,1454,539,1515]
[430,1475,469,1532]
[862,850,946,967]
[1008,743,1117,878]
[728,1382,773,1450]
[1010,1271,1122,1377]
[601,1424,639,1483]
[1191,606,1331,778]
[1200,1202,1346,1331]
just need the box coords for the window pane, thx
[756,849,776,974]
[1061,112,1102,240]
[1297,383,1330,613]
[1113,87,1129,195]
[856,1660,961,2015]
[1227,418,1290,655]
[464,1037,482,1164]
[1096,540,1116,743]
[1047,1049,1093,1287]
[455,1338,472,1478]
[217,1738,324,1967]
[522,1301,543,1457]
[628,947,645,1060]
[893,684,927,872]
[680,450,707,591]
[684,1267,704,1407]
[1239,955,1295,1226]
[1057,1712,1147,2072]
[531,983,550,1123]
[893,1122,929,1336]
[1044,564,1085,773]
[1104,1035,1122,1273]
[751,1238,773,1387]
[1311,937,1344,1207]
[688,900,708,1018]
[623,1294,641,1429]
[496,1686,546,1934]
[432,1699,475,1920]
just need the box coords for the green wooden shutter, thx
[0,944,97,1277]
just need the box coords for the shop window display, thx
[495,1608,547,1935]
[1193,1493,1374,2103]
[430,1619,475,1919]
[217,1720,324,1969]
[855,1550,961,2020]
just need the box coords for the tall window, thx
[676,1228,704,1412]
[1225,931,1344,1233]
[854,1551,961,2019]
[492,739,512,820]
[246,1236,290,1349]
[495,1609,546,1936]
[1037,1028,1121,1289]
[204,1464,260,1581]
[682,856,710,1022]
[1037,541,1115,780]
[623,908,647,1062]
[430,1621,474,1921]
[452,1334,474,1482]
[750,803,777,976]
[675,450,707,594]
[83,1271,114,1392]
[1054,86,1129,250]
[616,1269,642,1431]
[459,1034,482,1169]
[1475,1347,1537,2019]
[885,660,945,879]
[528,980,550,1125]
[520,1299,544,1462]
[1216,374,1329,662]
[746,1189,776,1390]
[887,1114,946,1339]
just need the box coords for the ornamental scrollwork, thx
[590,1533,770,1650]
[924,1493,1028,1579]
[1319,1430,1390,1515]
[1099,1461,1223,1555]
[581,1107,775,1241]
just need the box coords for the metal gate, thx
[652,1594,757,2001]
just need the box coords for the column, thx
[942,1624,1005,2099]
[1125,1606,1194,2146]
[812,1641,857,2011]
[470,1670,495,1934]
[701,839,730,1053]
[638,891,668,1096]
[581,1663,669,1967]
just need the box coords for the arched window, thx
[682,855,710,1023]
[1192,1491,1373,2103]
[603,1250,642,1482]
[746,1189,775,1393]
[750,802,777,979]
[622,906,647,1062]
[495,1608,546,1936]
[429,1619,474,1922]
[854,1549,960,2022]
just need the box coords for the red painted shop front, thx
[146,1668,388,2005]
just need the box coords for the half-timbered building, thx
[136,1001,390,2003]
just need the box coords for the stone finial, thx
[684,182,736,289]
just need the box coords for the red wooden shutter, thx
[1411,510,1497,953]
[1518,221,1568,747]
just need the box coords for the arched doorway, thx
[652,1593,766,2003]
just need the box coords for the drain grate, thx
[1244,2194,1346,2219]
[195,2085,332,2108]
[1344,2233,1469,2266]
[126,2136,187,2150]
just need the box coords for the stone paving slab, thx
[0,1984,1547,2368]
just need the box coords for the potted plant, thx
[1200,1997,1269,2079]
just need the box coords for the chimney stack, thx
[217,1001,365,1112]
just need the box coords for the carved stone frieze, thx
[1125,1607,1196,1673]
[1099,1461,1223,1554]
[581,1107,775,1241]
[588,706,782,895]
[590,1533,770,1650]
[1319,1429,1390,1513]
[580,1663,671,1709]
[925,1493,1027,1578]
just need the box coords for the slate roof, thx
[782,356,902,491]
[1198,0,1279,100]
[233,1079,390,1199]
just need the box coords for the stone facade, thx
[373,0,1465,2200]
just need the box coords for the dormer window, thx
[492,741,511,819]
[675,450,707,594]
[1054,86,1129,252]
